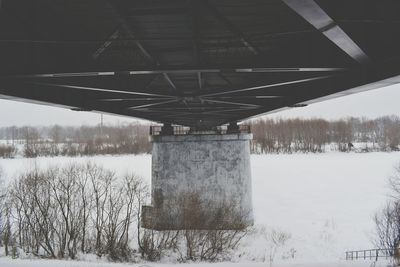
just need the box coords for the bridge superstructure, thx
[1,0,399,129]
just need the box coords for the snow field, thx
[0,152,399,266]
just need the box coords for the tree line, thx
[0,123,151,158]
[249,115,400,153]
[0,116,399,158]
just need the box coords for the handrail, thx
[150,125,251,136]
[345,248,394,261]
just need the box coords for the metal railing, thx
[149,125,190,136]
[345,249,394,261]
[217,124,251,134]
[149,124,251,136]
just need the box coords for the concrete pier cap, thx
[142,125,254,230]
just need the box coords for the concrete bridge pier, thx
[142,125,253,230]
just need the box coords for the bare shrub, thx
[179,228,249,262]
[140,229,180,261]
[268,230,291,267]
[3,163,149,261]
[0,145,17,158]
[252,226,291,266]
[141,191,251,262]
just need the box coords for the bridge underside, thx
[0,0,400,129]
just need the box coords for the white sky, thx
[0,83,399,127]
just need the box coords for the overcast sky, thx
[0,83,399,127]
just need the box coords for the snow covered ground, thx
[0,152,399,266]
[0,257,392,267]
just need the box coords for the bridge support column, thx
[142,132,253,230]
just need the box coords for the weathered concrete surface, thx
[142,133,253,230]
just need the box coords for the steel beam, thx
[95,97,174,102]
[92,27,120,59]
[3,67,346,79]
[197,72,203,90]
[0,29,314,44]
[190,1,204,91]
[282,0,370,64]
[119,6,187,16]
[209,95,280,99]
[200,98,262,108]
[31,82,174,98]
[104,1,178,91]
[202,0,260,55]
[127,99,180,110]
[201,75,334,97]
[190,0,201,65]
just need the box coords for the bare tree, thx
[374,162,400,264]
[374,202,400,253]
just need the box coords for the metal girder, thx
[210,95,280,99]
[119,6,187,16]
[202,0,260,55]
[3,67,346,78]
[190,0,201,65]
[190,1,204,91]
[0,84,173,125]
[31,82,174,98]
[92,27,120,59]
[201,75,334,97]
[197,72,203,90]
[163,113,230,119]
[127,99,180,110]
[0,29,314,44]
[201,98,262,108]
[133,106,256,112]
[102,0,178,91]
[217,73,232,86]
[282,0,370,64]
[95,97,174,102]
[162,73,177,90]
